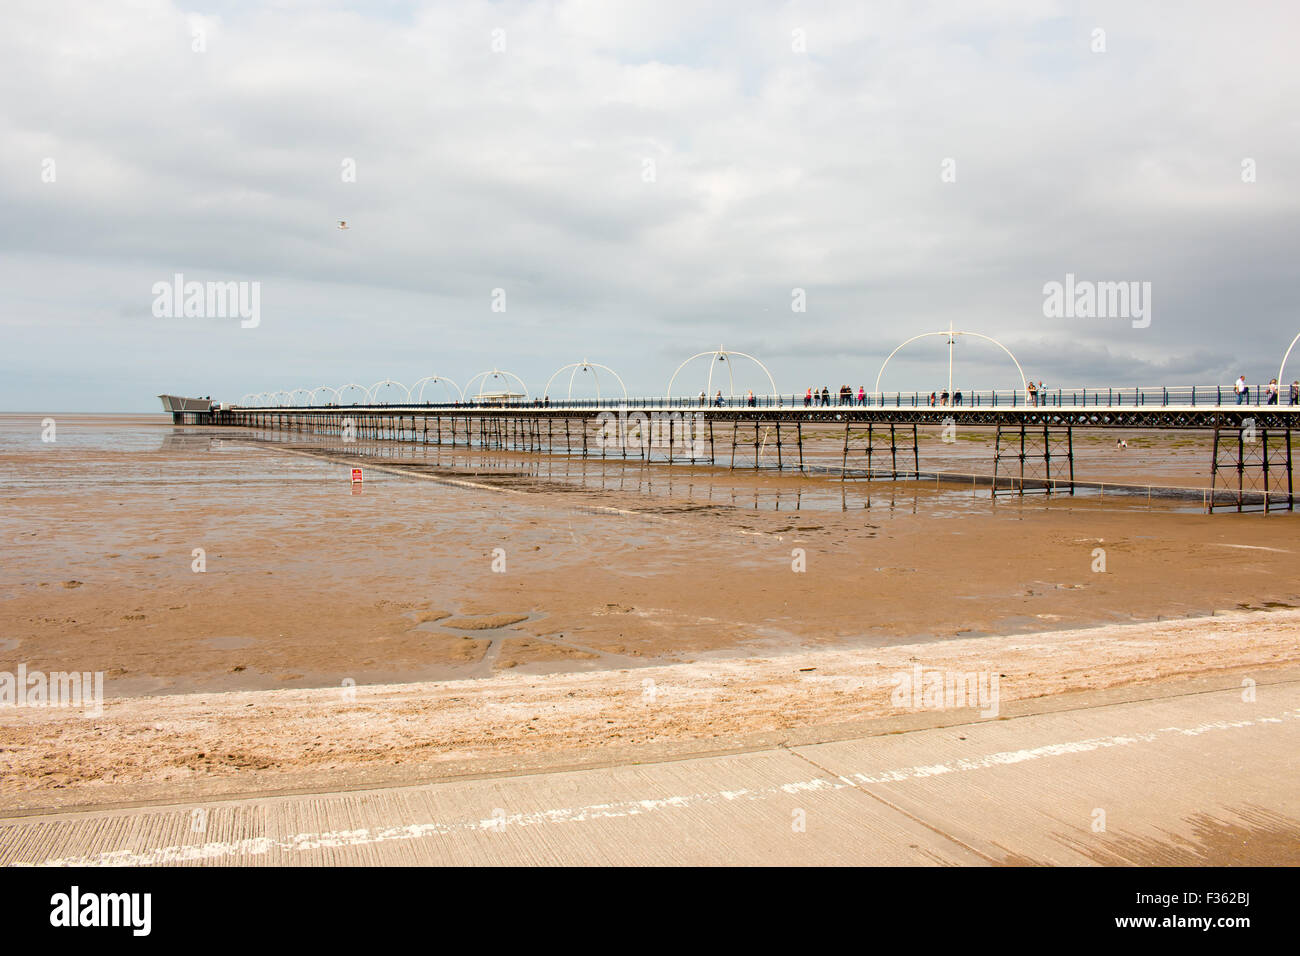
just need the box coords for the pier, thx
[161,338,1300,512]
[163,395,1297,514]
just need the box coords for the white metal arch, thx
[239,393,260,407]
[367,379,410,405]
[1278,331,1300,396]
[873,328,1028,399]
[289,388,314,407]
[271,390,293,407]
[336,383,369,405]
[543,360,628,402]
[466,369,528,401]
[411,375,463,404]
[310,385,339,406]
[666,346,777,400]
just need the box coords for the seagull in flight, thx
[337,220,349,230]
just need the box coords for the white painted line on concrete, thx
[841,711,1298,785]
[12,706,1295,868]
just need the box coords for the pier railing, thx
[242,383,1298,410]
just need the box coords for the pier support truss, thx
[842,422,919,480]
[1209,420,1294,513]
[991,423,1075,496]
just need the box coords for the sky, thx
[3,0,1299,411]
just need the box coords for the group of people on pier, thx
[804,385,867,406]
[691,375,1300,409]
[1235,375,1300,405]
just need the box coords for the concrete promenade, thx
[4,676,1297,866]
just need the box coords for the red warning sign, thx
[351,468,363,483]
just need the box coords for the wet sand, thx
[1,413,1298,808]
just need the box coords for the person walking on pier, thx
[1026,380,1038,406]
[857,385,865,406]
[1235,375,1248,404]
[1266,379,1279,405]
[821,386,830,406]
[954,390,963,406]
[1291,381,1299,405]
[805,387,812,407]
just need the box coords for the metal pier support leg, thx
[866,424,873,478]
[1043,423,1052,495]
[1263,429,1270,511]
[668,418,674,465]
[1209,421,1219,513]
[1067,425,1075,494]
[582,419,588,459]
[730,420,738,470]
[754,421,760,471]
[912,424,919,478]
[709,419,716,466]
[1237,425,1245,512]
[1019,423,1027,496]
[992,423,1002,497]
[776,422,783,471]
[797,422,804,473]
[1287,425,1295,511]
[841,419,850,481]
[890,423,898,479]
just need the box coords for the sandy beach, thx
[2,414,1298,811]
[2,608,1298,813]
